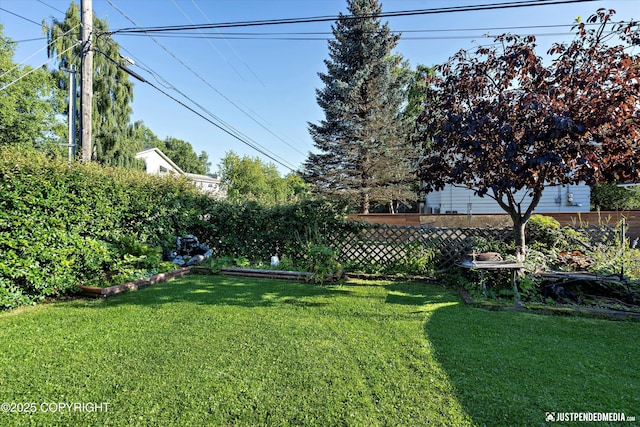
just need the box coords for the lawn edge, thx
[459,288,640,321]
[76,267,192,298]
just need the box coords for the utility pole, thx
[80,0,93,162]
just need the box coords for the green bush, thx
[526,214,564,250]
[196,199,353,267]
[0,147,360,309]
[302,244,342,282]
[0,147,207,309]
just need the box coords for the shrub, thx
[196,199,353,267]
[0,148,207,308]
[526,215,564,250]
[302,244,342,282]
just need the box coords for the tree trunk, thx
[513,215,527,262]
[361,192,370,214]
[493,187,543,262]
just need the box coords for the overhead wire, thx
[106,0,597,35]
[109,17,629,43]
[0,40,77,91]
[111,21,612,39]
[105,0,308,163]
[0,7,43,27]
[36,0,66,15]
[94,17,298,170]
[114,31,588,41]
[95,47,296,172]
[170,0,247,82]
[190,0,266,87]
[0,22,81,91]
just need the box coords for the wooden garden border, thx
[77,267,192,298]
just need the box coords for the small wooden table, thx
[457,260,525,306]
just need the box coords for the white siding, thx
[184,173,227,198]
[135,149,183,175]
[424,184,590,214]
[135,149,226,198]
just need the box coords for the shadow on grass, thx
[94,274,351,308]
[425,302,640,426]
[383,281,455,307]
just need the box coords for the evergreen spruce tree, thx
[303,0,413,213]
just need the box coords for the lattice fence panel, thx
[326,223,616,272]
[579,224,620,247]
[327,224,514,270]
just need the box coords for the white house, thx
[135,147,184,175]
[184,172,225,198]
[135,148,226,198]
[421,183,590,214]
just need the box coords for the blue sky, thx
[1,0,638,174]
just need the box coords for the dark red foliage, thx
[414,9,639,254]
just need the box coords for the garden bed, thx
[77,267,191,297]
[219,267,313,281]
[193,266,342,282]
[459,288,640,321]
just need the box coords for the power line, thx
[0,41,77,92]
[114,31,585,41]
[170,0,248,82]
[0,23,81,91]
[13,37,48,44]
[0,7,42,27]
[105,0,308,161]
[191,0,266,87]
[36,0,66,15]
[97,50,297,172]
[113,21,613,38]
[94,38,297,171]
[106,0,597,35]
[110,18,626,42]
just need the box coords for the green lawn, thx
[0,275,638,426]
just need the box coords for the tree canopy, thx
[591,183,640,210]
[414,9,639,257]
[303,0,414,213]
[0,25,61,149]
[219,151,308,204]
[46,2,135,165]
[155,136,210,175]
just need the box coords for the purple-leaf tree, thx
[414,9,639,259]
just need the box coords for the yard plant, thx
[0,147,352,310]
[1,275,638,426]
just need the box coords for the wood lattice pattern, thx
[326,223,619,271]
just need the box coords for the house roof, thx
[184,173,220,183]
[136,148,221,183]
[135,147,185,175]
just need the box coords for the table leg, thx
[512,269,523,307]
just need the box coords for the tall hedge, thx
[195,200,355,264]
[0,147,207,309]
[0,148,354,310]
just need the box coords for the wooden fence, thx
[349,211,640,243]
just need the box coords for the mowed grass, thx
[0,275,638,426]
